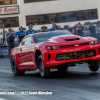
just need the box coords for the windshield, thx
[33,31,73,43]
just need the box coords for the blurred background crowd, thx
[0,21,100,56]
[2,21,100,45]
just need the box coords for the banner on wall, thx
[0,5,19,15]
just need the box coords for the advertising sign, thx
[0,6,19,15]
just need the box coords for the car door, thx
[19,36,34,68]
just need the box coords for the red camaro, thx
[10,30,100,78]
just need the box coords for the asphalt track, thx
[0,58,100,100]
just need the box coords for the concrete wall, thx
[0,0,100,32]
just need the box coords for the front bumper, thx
[43,44,100,67]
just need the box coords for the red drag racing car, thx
[10,30,100,78]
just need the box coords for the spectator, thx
[68,25,74,32]
[16,26,25,43]
[40,26,47,32]
[76,22,86,36]
[6,28,18,55]
[89,22,96,37]
[58,25,63,30]
[73,24,78,35]
[26,24,36,35]
[49,23,57,31]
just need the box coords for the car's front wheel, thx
[88,60,99,71]
[38,55,50,78]
[11,57,25,76]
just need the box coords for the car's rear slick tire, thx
[11,57,25,76]
[89,60,99,72]
[38,55,50,78]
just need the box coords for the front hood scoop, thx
[44,35,97,46]
[65,38,80,41]
[45,35,82,44]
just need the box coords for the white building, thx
[0,0,100,33]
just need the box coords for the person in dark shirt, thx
[68,25,73,32]
[89,22,96,37]
[6,28,18,55]
[40,26,47,32]
[58,25,63,30]
[76,22,86,36]
[74,24,78,35]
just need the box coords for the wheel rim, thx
[11,60,16,74]
[39,59,45,76]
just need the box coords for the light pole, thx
[10,0,12,4]
[0,20,5,34]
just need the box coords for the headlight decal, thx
[89,41,98,45]
[46,46,61,50]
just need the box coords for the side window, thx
[21,36,32,46]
